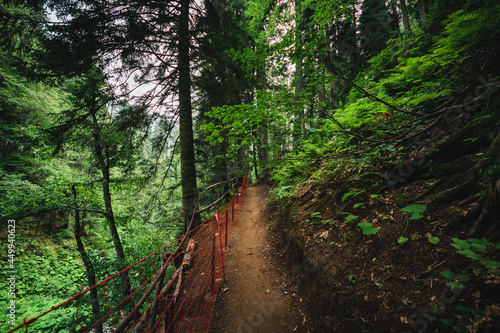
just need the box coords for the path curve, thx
[209,183,309,333]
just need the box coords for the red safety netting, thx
[7,175,249,333]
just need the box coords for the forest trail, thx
[209,184,309,333]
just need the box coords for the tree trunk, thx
[399,0,411,34]
[257,66,270,167]
[81,205,87,237]
[319,73,327,117]
[390,0,402,37]
[71,185,102,333]
[418,0,427,23]
[90,112,126,263]
[179,0,200,232]
[261,126,269,165]
[252,133,260,181]
[89,110,132,304]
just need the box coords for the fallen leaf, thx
[491,305,500,318]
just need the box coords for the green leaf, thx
[397,237,408,244]
[441,271,457,280]
[470,243,487,252]
[479,260,500,270]
[440,318,456,327]
[401,205,427,220]
[452,238,471,250]
[345,214,359,224]
[353,202,365,209]
[341,189,365,202]
[458,249,482,260]
[456,305,485,317]
[357,222,378,235]
[428,236,439,245]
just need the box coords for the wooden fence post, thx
[165,295,174,333]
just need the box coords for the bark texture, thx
[178,0,200,232]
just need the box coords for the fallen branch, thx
[321,55,420,116]
[114,201,199,333]
[198,176,241,193]
[197,189,231,213]
[416,260,446,279]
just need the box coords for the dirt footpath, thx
[209,184,310,333]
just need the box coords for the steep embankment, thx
[266,111,500,332]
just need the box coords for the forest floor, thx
[209,183,322,333]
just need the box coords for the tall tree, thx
[178,0,201,231]
[46,0,207,231]
[399,0,411,34]
[51,70,134,299]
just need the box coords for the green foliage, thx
[0,237,89,332]
[439,237,500,320]
[451,238,500,271]
[440,270,470,289]
[396,193,406,206]
[440,305,487,332]
[437,5,500,55]
[341,189,366,202]
[401,205,427,220]
[353,202,365,209]
[340,212,359,224]
[270,185,293,207]
[440,318,467,332]
[357,222,378,235]
[428,236,440,245]
[1,0,499,330]
[398,237,409,244]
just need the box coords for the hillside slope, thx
[264,7,500,332]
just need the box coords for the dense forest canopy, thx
[1,0,500,331]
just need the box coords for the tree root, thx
[471,179,500,237]
[429,174,479,210]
